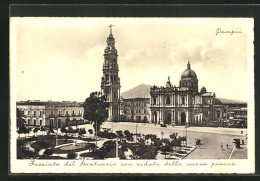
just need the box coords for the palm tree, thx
[17,108,25,129]
[17,108,25,137]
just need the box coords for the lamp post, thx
[95,117,97,149]
[136,122,138,143]
[56,117,58,146]
[95,91,101,150]
[115,138,118,158]
[185,123,189,147]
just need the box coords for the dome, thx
[200,86,207,94]
[181,62,197,79]
[214,98,223,105]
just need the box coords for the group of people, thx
[221,143,232,149]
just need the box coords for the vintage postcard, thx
[10,17,254,174]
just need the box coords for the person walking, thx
[226,144,229,149]
[221,143,223,149]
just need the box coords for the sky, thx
[11,18,253,102]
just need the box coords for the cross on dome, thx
[187,61,191,69]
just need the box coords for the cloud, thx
[170,35,247,71]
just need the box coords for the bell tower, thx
[101,25,121,122]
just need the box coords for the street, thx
[101,122,247,159]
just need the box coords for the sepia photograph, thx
[10,17,254,174]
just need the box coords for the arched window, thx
[182,97,185,104]
[153,97,157,105]
[166,96,170,104]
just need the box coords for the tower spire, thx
[109,24,113,34]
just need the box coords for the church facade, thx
[101,26,121,121]
[150,62,224,126]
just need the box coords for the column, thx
[186,110,189,124]
[171,111,174,125]
[173,110,176,125]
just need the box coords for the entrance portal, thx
[153,112,157,124]
[165,113,171,124]
[181,112,186,125]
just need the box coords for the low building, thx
[120,98,150,122]
[224,106,247,128]
[17,100,84,128]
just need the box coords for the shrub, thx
[79,128,86,135]
[123,130,131,137]
[17,147,39,159]
[47,128,54,134]
[97,130,109,138]
[67,127,79,133]
[33,127,40,135]
[88,129,93,135]
[107,132,117,139]
[169,133,178,140]
[38,140,50,148]
[80,150,105,159]
[44,149,54,156]
[116,130,124,138]
[135,145,158,159]
[177,150,188,154]
[145,134,157,140]
[67,152,77,159]
[153,138,163,147]
[61,126,67,133]
[40,126,46,132]
[102,140,116,151]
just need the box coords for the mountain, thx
[121,84,247,104]
[121,84,152,99]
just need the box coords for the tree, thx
[143,116,148,123]
[102,140,116,152]
[65,117,70,127]
[123,130,131,137]
[61,126,67,136]
[116,130,124,141]
[47,127,54,136]
[88,129,93,137]
[123,130,133,141]
[169,133,178,140]
[83,92,109,133]
[40,126,47,135]
[43,149,53,157]
[17,127,29,138]
[33,127,40,136]
[67,152,77,159]
[17,108,26,137]
[79,128,86,135]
